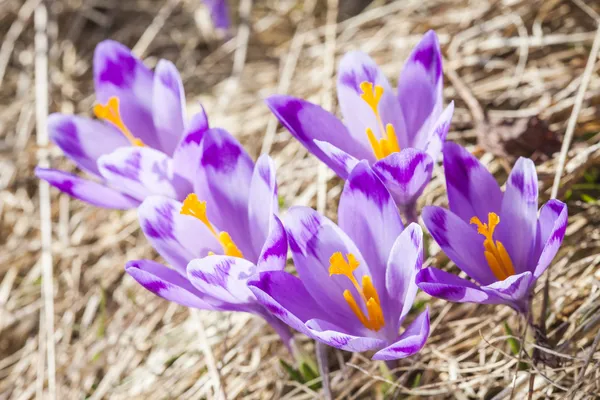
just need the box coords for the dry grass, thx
[1,0,600,398]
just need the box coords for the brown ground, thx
[1,0,599,398]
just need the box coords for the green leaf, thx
[280,359,304,383]
[580,193,596,204]
[503,321,520,356]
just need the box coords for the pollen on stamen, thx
[470,212,516,280]
[94,96,145,147]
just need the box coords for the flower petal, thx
[386,223,423,334]
[138,196,220,274]
[249,270,328,331]
[423,101,454,161]
[497,157,538,275]
[285,206,370,329]
[313,140,360,178]
[339,161,403,316]
[533,200,568,278]
[197,128,256,260]
[48,114,129,176]
[481,271,534,311]
[35,167,139,209]
[443,142,502,223]
[93,40,159,149]
[248,155,278,257]
[416,267,491,303]
[398,30,443,146]
[187,255,257,306]
[257,215,288,272]
[266,95,373,177]
[204,0,231,29]
[98,146,191,202]
[172,109,210,183]
[305,319,386,352]
[372,308,430,360]
[372,148,433,207]
[337,51,407,150]
[153,59,186,156]
[125,259,218,309]
[422,206,495,285]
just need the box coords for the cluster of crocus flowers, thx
[125,127,294,347]
[39,31,569,366]
[267,30,454,221]
[36,41,207,209]
[416,143,568,313]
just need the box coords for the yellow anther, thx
[470,212,515,281]
[358,81,401,160]
[329,252,385,331]
[94,96,145,147]
[180,194,244,258]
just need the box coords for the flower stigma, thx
[180,194,244,258]
[359,81,400,160]
[329,252,385,331]
[94,96,145,147]
[470,212,515,281]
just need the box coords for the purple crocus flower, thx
[249,162,430,360]
[125,127,293,347]
[266,31,454,220]
[36,40,208,209]
[203,0,230,30]
[416,143,568,314]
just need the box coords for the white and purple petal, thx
[422,101,454,161]
[98,146,191,202]
[397,30,443,146]
[480,271,534,312]
[48,114,129,176]
[372,148,433,208]
[533,200,568,278]
[266,95,374,177]
[385,223,423,334]
[187,255,257,306]
[313,140,360,178]
[443,142,502,223]
[497,157,538,275]
[197,128,256,260]
[416,267,492,303]
[152,59,186,156]
[93,40,159,149]
[372,308,430,360]
[138,196,220,274]
[172,109,210,183]
[248,155,278,257]
[257,215,288,273]
[125,259,218,309]
[35,168,139,209]
[337,51,407,150]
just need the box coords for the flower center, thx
[329,252,385,331]
[94,96,145,147]
[358,81,400,160]
[470,212,515,281]
[180,194,244,258]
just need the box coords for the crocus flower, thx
[416,143,568,314]
[249,162,430,360]
[125,127,293,347]
[36,40,207,209]
[266,30,454,220]
[203,0,230,30]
